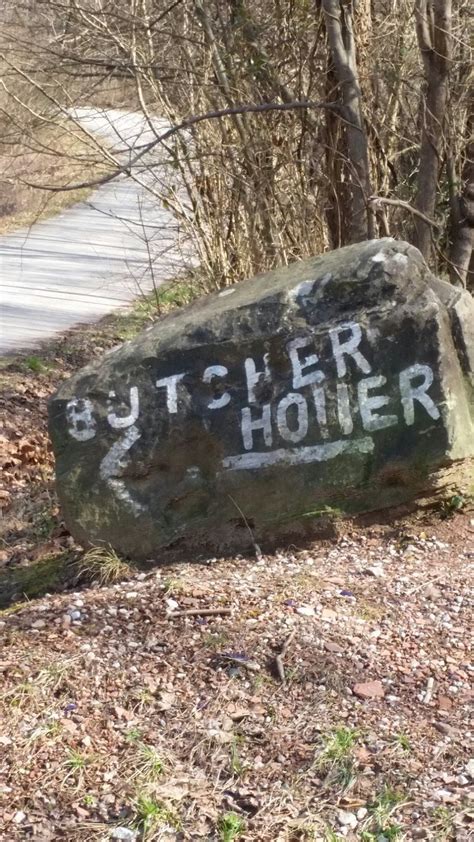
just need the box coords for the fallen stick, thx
[275,629,296,684]
[423,676,435,705]
[228,494,262,560]
[219,654,261,672]
[167,607,232,618]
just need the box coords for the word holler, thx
[66,321,441,473]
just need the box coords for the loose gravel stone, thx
[110,829,137,841]
[353,680,385,700]
[363,565,385,578]
[337,809,358,829]
[30,619,46,629]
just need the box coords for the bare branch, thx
[22,99,340,193]
[368,195,442,229]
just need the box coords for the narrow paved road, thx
[0,109,185,354]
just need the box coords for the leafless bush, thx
[1,1,472,290]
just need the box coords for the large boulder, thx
[49,239,474,558]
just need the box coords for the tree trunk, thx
[414,0,452,261]
[322,0,374,243]
[323,63,347,249]
[448,108,473,286]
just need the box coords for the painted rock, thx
[49,239,474,558]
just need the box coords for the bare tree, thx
[322,0,375,243]
[448,110,473,285]
[1,0,473,292]
[414,0,452,261]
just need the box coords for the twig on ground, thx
[228,494,262,559]
[406,575,445,596]
[167,607,232,618]
[219,654,261,672]
[423,676,435,705]
[275,629,296,684]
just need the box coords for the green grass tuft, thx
[319,726,360,762]
[218,811,246,842]
[133,795,179,838]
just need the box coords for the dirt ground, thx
[0,300,473,842]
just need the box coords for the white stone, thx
[166,598,180,611]
[296,605,316,617]
[337,809,358,829]
[363,565,385,578]
[31,619,46,629]
[110,828,138,841]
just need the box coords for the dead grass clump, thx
[78,545,132,586]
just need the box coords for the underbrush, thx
[0,122,113,234]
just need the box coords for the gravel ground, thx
[0,511,472,841]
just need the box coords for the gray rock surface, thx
[49,239,474,558]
